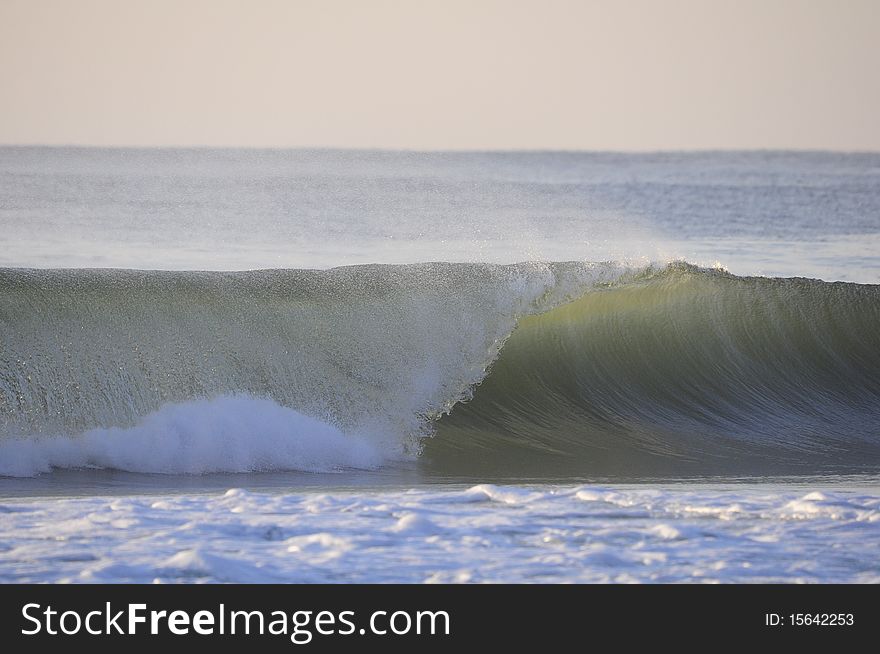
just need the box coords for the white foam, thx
[390,512,442,534]
[464,484,544,504]
[1,483,879,583]
[0,395,382,477]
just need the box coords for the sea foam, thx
[0,395,381,477]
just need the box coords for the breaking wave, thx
[1,262,879,477]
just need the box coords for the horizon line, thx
[2,143,879,156]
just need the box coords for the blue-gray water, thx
[2,147,879,280]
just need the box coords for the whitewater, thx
[1,148,878,583]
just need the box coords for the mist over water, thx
[2,148,879,281]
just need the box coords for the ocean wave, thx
[1,261,879,477]
[428,265,880,475]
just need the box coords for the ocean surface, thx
[1,147,878,583]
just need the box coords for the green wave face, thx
[426,266,880,477]
[2,262,879,478]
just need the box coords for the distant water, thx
[2,147,879,280]
[0,147,878,583]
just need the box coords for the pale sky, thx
[1,0,878,150]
